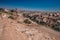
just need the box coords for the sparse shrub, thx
[52,23,60,31]
[35,20,40,24]
[29,16,32,19]
[10,9,16,12]
[40,21,46,25]
[10,10,14,12]
[24,19,31,24]
[8,16,14,19]
[8,12,18,20]
[23,13,29,18]
[8,12,13,15]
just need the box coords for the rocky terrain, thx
[0,8,60,40]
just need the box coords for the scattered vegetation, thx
[8,12,18,20]
[23,13,60,32]
[23,13,29,18]
[8,16,14,19]
[0,8,60,32]
[10,9,15,12]
[8,12,13,15]
[52,23,60,31]
[24,19,31,24]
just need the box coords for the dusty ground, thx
[0,13,60,40]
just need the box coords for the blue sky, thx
[0,0,60,11]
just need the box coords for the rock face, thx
[0,9,60,40]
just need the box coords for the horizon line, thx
[0,7,60,12]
